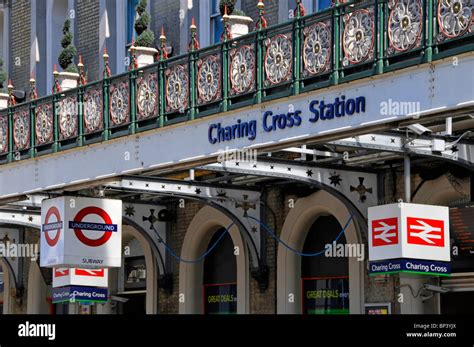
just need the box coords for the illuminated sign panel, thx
[302,277,349,315]
[204,283,237,314]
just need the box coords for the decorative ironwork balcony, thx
[0,0,472,164]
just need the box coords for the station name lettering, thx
[208,96,366,144]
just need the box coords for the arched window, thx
[126,0,139,45]
[210,0,224,44]
[42,0,70,93]
[203,228,237,314]
[313,0,332,12]
[301,215,349,314]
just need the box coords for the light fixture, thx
[407,123,432,135]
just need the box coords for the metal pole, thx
[404,155,411,203]
[445,117,452,136]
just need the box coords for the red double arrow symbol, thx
[407,217,444,247]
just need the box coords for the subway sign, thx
[208,96,366,144]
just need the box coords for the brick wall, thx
[150,0,180,57]
[9,0,31,93]
[242,0,280,27]
[76,0,100,82]
[158,200,205,314]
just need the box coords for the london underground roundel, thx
[71,206,118,247]
[43,206,62,247]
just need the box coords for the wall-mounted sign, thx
[449,205,474,271]
[302,277,349,314]
[368,203,450,262]
[40,196,122,268]
[369,258,451,276]
[365,303,391,315]
[207,96,366,144]
[53,267,108,288]
[203,283,237,314]
[52,285,108,304]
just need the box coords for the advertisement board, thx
[302,277,349,315]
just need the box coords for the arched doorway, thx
[179,206,249,314]
[301,215,349,314]
[26,261,50,314]
[203,228,237,314]
[277,190,364,314]
[105,224,158,314]
[0,258,11,314]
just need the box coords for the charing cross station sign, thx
[208,96,366,144]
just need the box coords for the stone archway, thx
[103,224,158,314]
[179,206,249,314]
[26,261,49,314]
[0,258,12,314]
[277,190,364,314]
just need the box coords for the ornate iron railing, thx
[0,0,472,164]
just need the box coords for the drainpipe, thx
[404,155,411,203]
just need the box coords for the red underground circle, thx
[72,206,115,247]
[44,206,62,247]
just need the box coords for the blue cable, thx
[154,213,353,262]
[154,222,235,263]
[247,214,353,257]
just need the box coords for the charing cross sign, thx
[208,96,366,144]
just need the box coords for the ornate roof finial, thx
[295,0,306,17]
[160,26,168,60]
[256,1,268,30]
[129,39,138,70]
[78,55,87,85]
[52,65,61,93]
[190,16,197,30]
[7,79,16,106]
[188,17,200,51]
[221,6,233,41]
[103,47,111,78]
[29,75,38,100]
